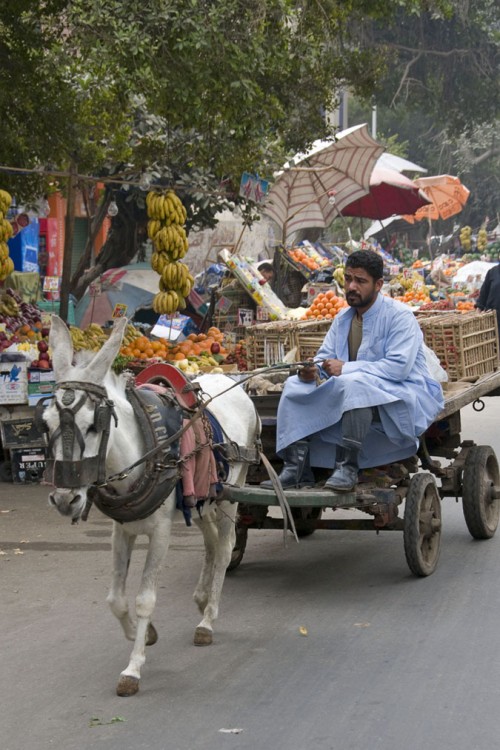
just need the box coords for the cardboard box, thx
[0,361,28,405]
[0,415,47,449]
[27,369,56,406]
[11,446,47,484]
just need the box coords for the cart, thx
[223,369,500,577]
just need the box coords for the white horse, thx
[43,315,260,696]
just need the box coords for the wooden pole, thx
[59,161,77,323]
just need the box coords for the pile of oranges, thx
[288,248,323,271]
[456,300,475,312]
[395,289,431,305]
[120,326,228,362]
[302,290,348,320]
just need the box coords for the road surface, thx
[1,401,500,750]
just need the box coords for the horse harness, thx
[37,378,261,524]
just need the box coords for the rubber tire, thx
[403,472,442,577]
[0,460,13,482]
[227,525,248,571]
[292,506,323,538]
[462,445,500,539]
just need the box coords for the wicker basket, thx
[418,310,499,381]
[246,319,331,369]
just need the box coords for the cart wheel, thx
[462,445,500,539]
[292,506,323,537]
[403,472,442,577]
[227,525,248,571]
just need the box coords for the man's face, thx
[261,269,274,282]
[344,266,383,311]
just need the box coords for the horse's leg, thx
[116,515,172,697]
[193,501,237,646]
[107,523,139,642]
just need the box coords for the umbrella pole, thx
[233,223,248,255]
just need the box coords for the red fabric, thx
[180,418,218,499]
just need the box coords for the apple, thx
[41,327,50,337]
[37,340,49,353]
[39,352,50,361]
[210,342,221,354]
[31,360,40,368]
[38,360,50,369]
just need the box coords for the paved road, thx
[2,401,500,750]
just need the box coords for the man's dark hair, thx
[258,262,274,273]
[345,250,384,281]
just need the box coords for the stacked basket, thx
[246,319,331,370]
[418,310,499,381]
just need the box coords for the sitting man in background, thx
[262,249,444,492]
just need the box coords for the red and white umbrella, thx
[341,160,431,220]
[261,124,384,242]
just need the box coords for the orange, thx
[174,352,186,361]
[132,348,141,358]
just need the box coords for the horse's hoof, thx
[194,626,213,646]
[116,675,140,697]
[146,623,158,646]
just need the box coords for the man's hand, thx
[297,359,318,382]
[322,358,344,377]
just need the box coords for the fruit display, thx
[117,325,231,374]
[302,290,348,320]
[69,323,109,352]
[333,265,345,289]
[396,289,431,305]
[456,300,475,312]
[484,241,500,261]
[30,339,53,370]
[460,225,472,252]
[287,245,331,273]
[0,289,45,333]
[146,190,195,315]
[224,341,248,371]
[477,227,488,253]
[418,299,454,312]
[0,189,15,281]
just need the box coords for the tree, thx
[2,0,497,307]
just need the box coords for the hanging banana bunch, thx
[0,190,14,281]
[146,190,195,315]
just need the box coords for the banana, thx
[0,189,12,214]
[161,264,172,288]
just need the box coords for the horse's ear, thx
[81,316,128,383]
[49,315,74,382]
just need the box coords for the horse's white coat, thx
[45,316,260,695]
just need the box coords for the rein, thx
[101,363,295,484]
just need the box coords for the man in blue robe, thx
[262,250,444,492]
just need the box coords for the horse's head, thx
[42,315,127,522]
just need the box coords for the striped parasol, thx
[261,124,384,243]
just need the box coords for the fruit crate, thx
[418,310,499,381]
[246,319,331,370]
